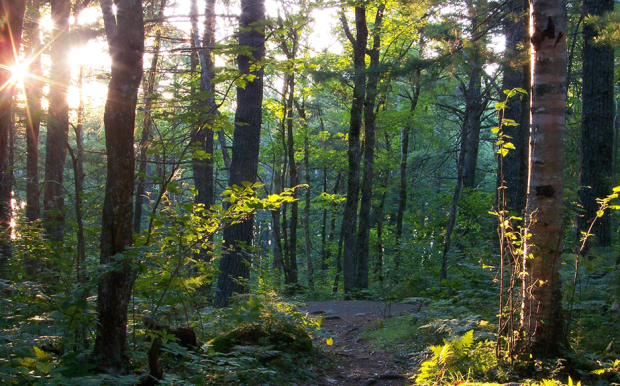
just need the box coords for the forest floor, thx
[300,301,422,386]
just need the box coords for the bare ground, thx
[300,301,422,386]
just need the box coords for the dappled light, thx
[0,0,618,385]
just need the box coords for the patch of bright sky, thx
[170,0,342,55]
[34,0,342,110]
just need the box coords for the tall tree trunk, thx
[278,23,301,286]
[285,74,299,285]
[374,171,389,282]
[519,0,567,357]
[271,152,284,270]
[0,0,26,273]
[578,0,614,248]
[134,0,166,234]
[355,4,384,290]
[501,0,530,216]
[326,172,341,270]
[192,0,217,214]
[24,0,41,224]
[301,105,313,288]
[440,127,467,281]
[190,0,218,263]
[461,67,484,189]
[396,35,423,241]
[214,0,265,308]
[278,81,291,282]
[341,7,368,294]
[67,66,87,348]
[320,167,328,271]
[44,0,71,241]
[94,0,144,368]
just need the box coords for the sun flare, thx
[9,62,29,84]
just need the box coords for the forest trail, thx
[301,301,421,386]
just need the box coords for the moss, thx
[208,322,312,353]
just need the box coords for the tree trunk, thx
[192,0,217,213]
[578,0,614,248]
[94,0,144,368]
[44,0,71,242]
[341,7,368,294]
[134,0,166,235]
[190,0,218,263]
[214,0,265,307]
[0,0,26,273]
[320,167,328,271]
[24,0,41,224]
[461,67,484,189]
[375,171,389,281]
[285,74,299,285]
[396,37,423,241]
[327,172,342,270]
[67,66,87,348]
[501,0,530,216]
[440,126,468,281]
[519,0,568,357]
[271,152,284,270]
[355,4,384,290]
[302,106,313,288]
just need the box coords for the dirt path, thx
[301,301,421,386]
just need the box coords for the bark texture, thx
[341,7,367,294]
[355,4,384,289]
[192,0,217,216]
[0,0,26,272]
[44,0,71,241]
[501,0,530,216]
[214,0,265,307]
[578,0,614,248]
[284,74,299,285]
[520,0,568,357]
[95,0,144,368]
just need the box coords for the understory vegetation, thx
[2,0,620,384]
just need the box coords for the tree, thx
[0,0,26,273]
[44,0,71,241]
[355,3,385,289]
[214,0,265,307]
[519,0,568,356]
[94,0,144,368]
[192,0,217,222]
[501,0,530,216]
[280,18,300,286]
[439,0,493,281]
[578,0,614,248]
[340,6,367,294]
[23,0,42,224]
[134,0,167,234]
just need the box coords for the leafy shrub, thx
[415,330,497,385]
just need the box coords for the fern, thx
[415,330,496,386]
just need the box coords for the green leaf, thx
[76,298,88,311]
[33,346,47,361]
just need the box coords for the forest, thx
[0,0,619,384]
